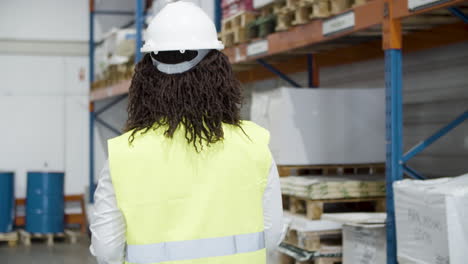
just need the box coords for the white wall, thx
[0,0,92,197]
[0,0,88,41]
[0,55,89,197]
[0,0,137,42]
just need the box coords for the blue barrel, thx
[26,172,64,233]
[0,172,15,233]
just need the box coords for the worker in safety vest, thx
[89,1,283,264]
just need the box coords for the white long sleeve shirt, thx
[90,159,284,264]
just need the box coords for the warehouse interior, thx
[0,0,467,263]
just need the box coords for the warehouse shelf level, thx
[88,0,468,263]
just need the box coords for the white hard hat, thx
[141,1,224,53]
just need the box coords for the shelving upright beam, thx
[307,54,316,88]
[383,2,402,262]
[135,0,144,63]
[215,0,222,32]
[89,0,96,203]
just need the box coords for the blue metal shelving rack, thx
[88,0,145,203]
[383,4,468,263]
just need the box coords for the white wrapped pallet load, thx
[103,28,136,65]
[394,173,468,264]
[322,213,387,264]
[250,87,385,165]
[94,44,109,80]
[342,224,386,264]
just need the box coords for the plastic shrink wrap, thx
[394,173,468,264]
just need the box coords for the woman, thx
[90,2,283,264]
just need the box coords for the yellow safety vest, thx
[108,121,272,264]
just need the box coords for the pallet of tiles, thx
[220,11,257,47]
[310,0,331,18]
[329,0,353,14]
[278,241,342,264]
[19,229,79,246]
[280,175,386,199]
[274,0,314,31]
[281,255,342,264]
[285,228,342,252]
[277,163,385,177]
[0,232,19,247]
[283,195,385,220]
[296,257,342,264]
[282,213,342,262]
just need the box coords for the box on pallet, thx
[250,87,385,165]
[222,0,254,19]
[343,224,386,264]
[321,213,386,264]
[103,28,137,64]
[394,173,468,264]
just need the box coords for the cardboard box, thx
[250,87,385,165]
[394,174,468,264]
[343,224,386,264]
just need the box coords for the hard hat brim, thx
[141,42,225,53]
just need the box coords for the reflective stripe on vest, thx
[126,231,265,264]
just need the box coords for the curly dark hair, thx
[125,50,243,150]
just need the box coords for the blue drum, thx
[26,172,64,233]
[0,172,15,233]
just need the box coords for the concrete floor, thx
[0,236,97,264]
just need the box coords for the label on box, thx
[247,40,269,57]
[408,0,448,11]
[322,11,355,36]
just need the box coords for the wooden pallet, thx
[311,0,331,18]
[275,0,314,31]
[15,195,88,234]
[283,195,386,219]
[278,243,342,264]
[19,229,79,246]
[277,163,385,177]
[221,12,257,47]
[284,228,342,252]
[0,232,19,247]
[352,0,368,7]
[92,62,134,91]
[247,10,277,40]
[279,253,296,264]
[296,257,342,264]
[330,0,352,14]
